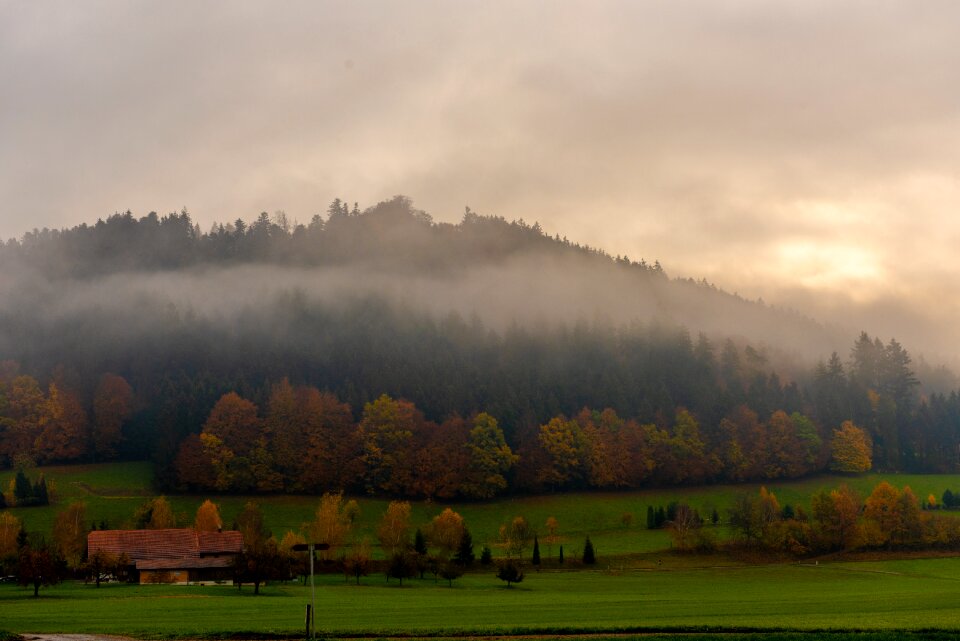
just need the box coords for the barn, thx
[87,528,244,584]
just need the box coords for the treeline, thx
[171,380,874,498]
[0,198,959,489]
[1,196,660,279]
[667,481,960,555]
[0,367,133,468]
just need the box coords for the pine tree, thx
[582,536,596,564]
[454,529,475,567]
[655,506,666,528]
[414,528,427,555]
[531,535,540,570]
[480,546,492,566]
[646,505,655,529]
[558,545,564,564]
[34,476,49,506]
[14,471,33,504]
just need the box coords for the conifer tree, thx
[558,545,564,564]
[582,536,596,564]
[480,546,492,566]
[531,535,540,570]
[646,505,655,529]
[454,529,475,567]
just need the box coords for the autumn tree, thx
[459,413,518,499]
[343,537,371,585]
[863,481,901,547]
[52,501,89,570]
[377,501,412,556]
[427,508,465,557]
[358,395,422,495]
[0,512,21,570]
[537,416,585,489]
[35,383,89,463]
[501,515,532,559]
[174,434,217,490]
[308,492,352,561]
[811,484,862,550]
[0,375,45,463]
[92,373,134,460]
[830,421,872,473]
[298,388,363,493]
[84,548,117,587]
[134,496,177,529]
[194,500,223,532]
[667,504,701,552]
[17,538,61,597]
[201,392,266,492]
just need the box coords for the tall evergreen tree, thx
[582,536,596,564]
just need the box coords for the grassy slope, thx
[4,558,960,635]
[4,463,960,558]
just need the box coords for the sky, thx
[2,1,960,359]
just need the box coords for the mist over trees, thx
[0,196,959,494]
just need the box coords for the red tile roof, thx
[88,529,243,568]
[136,556,235,570]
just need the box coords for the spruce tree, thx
[558,545,564,564]
[414,528,427,554]
[655,506,666,528]
[413,529,428,579]
[14,470,32,504]
[480,546,493,566]
[454,529,475,567]
[34,476,49,506]
[582,536,596,564]
[531,535,540,570]
[944,489,955,509]
[646,505,655,529]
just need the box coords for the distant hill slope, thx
[0,195,844,365]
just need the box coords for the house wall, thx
[139,569,188,584]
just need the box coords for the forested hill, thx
[0,196,957,496]
[1,195,841,353]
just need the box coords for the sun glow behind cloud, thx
[3,0,960,357]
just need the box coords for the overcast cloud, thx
[2,1,959,359]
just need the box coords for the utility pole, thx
[293,542,330,639]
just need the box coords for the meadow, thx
[4,463,960,558]
[5,463,960,638]
[4,557,960,636]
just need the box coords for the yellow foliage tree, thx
[194,500,223,532]
[307,492,351,561]
[376,501,411,556]
[0,511,22,561]
[829,421,872,473]
[427,508,465,556]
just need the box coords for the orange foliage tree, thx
[830,421,872,473]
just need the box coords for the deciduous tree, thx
[830,421,872,473]
[194,500,223,532]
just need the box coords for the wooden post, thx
[305,604,312,639]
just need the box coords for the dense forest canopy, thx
[0,196,959,495]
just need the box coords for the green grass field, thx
[4,463,960,559]
[5,463,960,637]
[4,557,960,636]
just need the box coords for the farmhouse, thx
[87,528,244,584]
